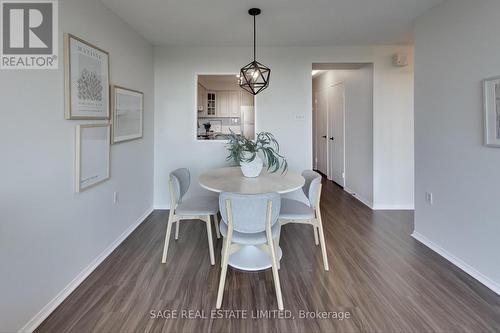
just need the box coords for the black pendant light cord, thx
[253,14,256,61]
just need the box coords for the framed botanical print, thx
[111,86,144,143]
[75,124,111,192]
[483,76,500,147]
[64,33,110,119]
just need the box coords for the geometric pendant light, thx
[239,8,271,95]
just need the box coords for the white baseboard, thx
[372,204,414,210]
[344,187,373,209]
[153,204,169,210]
[19,207,154,333]
[412,232,500,296]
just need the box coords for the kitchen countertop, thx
[197,132,230,140]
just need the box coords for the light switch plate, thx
[425,192,433,205]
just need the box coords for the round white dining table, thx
[199,166,305,272]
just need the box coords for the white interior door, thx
[328,83,345,187]
[316,90,328,175]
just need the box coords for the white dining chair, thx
[216,192,283,310]
[279,170,329,271]
[161,168,221,265]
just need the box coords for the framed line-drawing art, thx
[483,76,500,147]
[75,124,111,192]
[64,33,110,120]
[111,86,144,143]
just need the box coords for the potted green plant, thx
[226,131,288,177]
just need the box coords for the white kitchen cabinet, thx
[197,83,207,117]
[241,91,254,106]
[206,91,216,116]
[216,91,230,117]
[229,91,241,117]
[201,90,247,118]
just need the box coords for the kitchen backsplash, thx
[198,117,241,135]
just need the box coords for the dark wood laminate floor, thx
[36,179,500,333]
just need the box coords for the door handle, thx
[330,137,335,141]
[322,135,327,139]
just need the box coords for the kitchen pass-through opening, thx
[196,74,255,141]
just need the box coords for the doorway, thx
[315,89,328,176]
[312,63,374,203]
[328,82,345,186]
[315,83,345,187]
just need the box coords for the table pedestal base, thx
[228,245,282,272]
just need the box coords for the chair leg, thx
[274,225,281,270]
[214,214,221,239]
[277,221,283,244]
[316,210,330,271]
[273,237,281,270]
[206,215,215,265]
[174,220,180,240]
[221,237,226,268]
[216,236,231,308]
[268,234,284,310]
[313,225,319,246]
[161,212,175,264]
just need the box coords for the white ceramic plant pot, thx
[240,152,263,178]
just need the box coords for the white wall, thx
[414,0,500,293]
[154,46,414,209]
[0,0,154,331]
[373,51,414,210]
[313,66,374,206]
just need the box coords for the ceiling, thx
[100,0,445,46]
